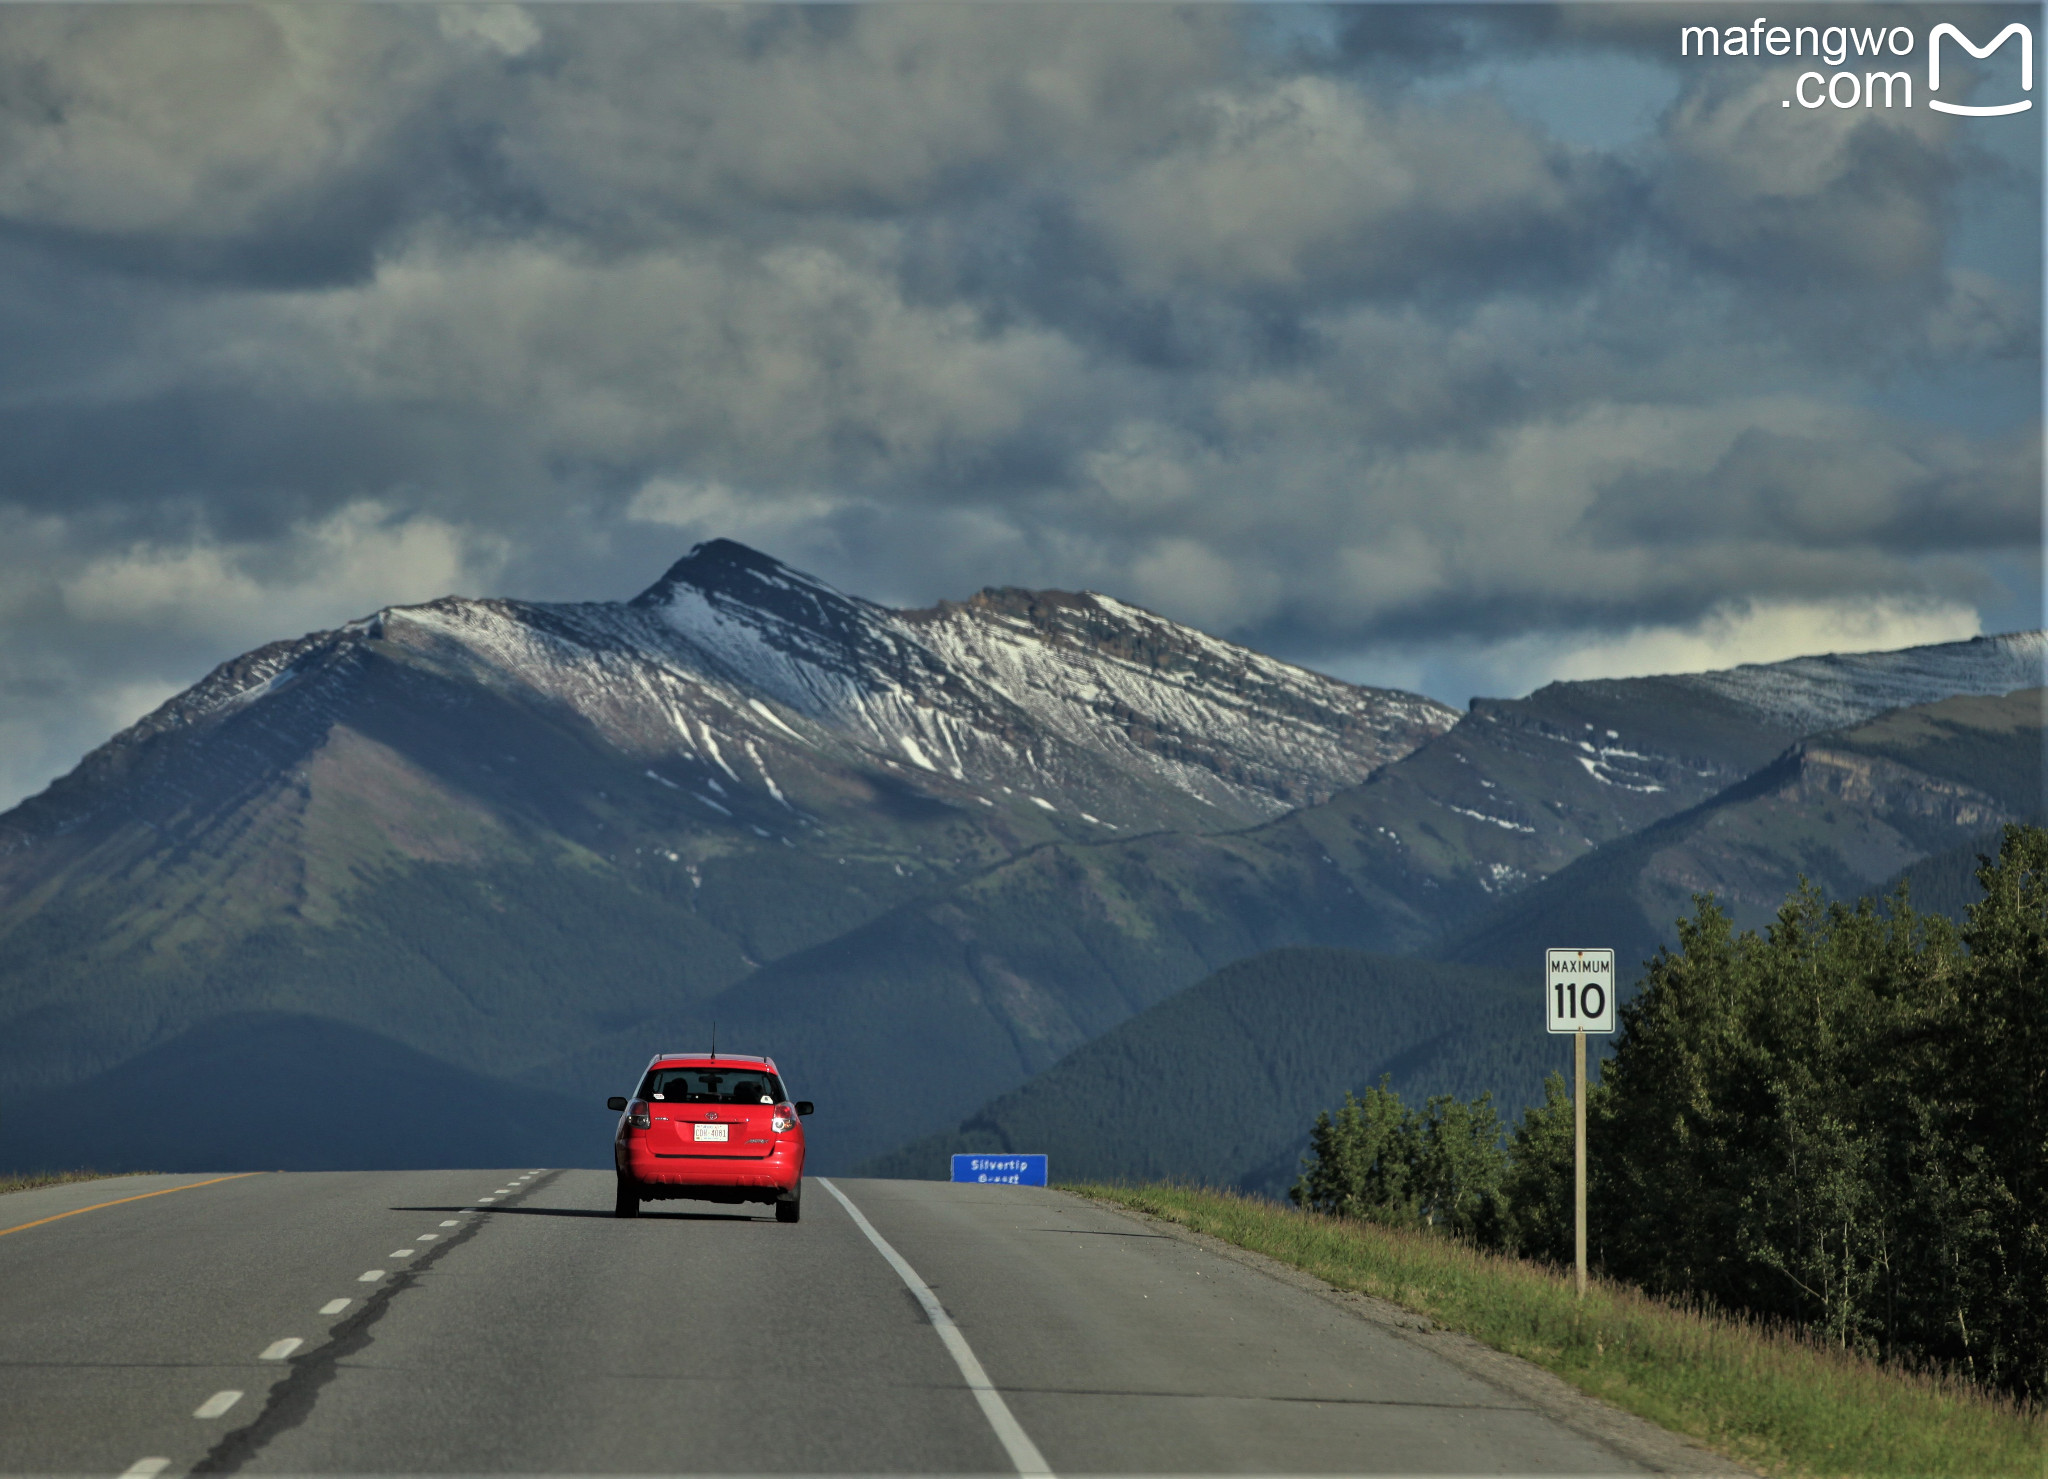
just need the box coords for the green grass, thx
[0,1169,140,1196]
[1072,1182,2047,1479]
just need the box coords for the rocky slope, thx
[1449,685,2046,977]
[0,541,1450,1122]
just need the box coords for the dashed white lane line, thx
[439,1220,460,1227]
[416,1233,439,1241]
[193,1391,243,1420]
[119,1458,170,1477]
[320,1299,351,1315]
[358,1270,384,1283]
[817,1179,1052,1477]
[258,1338,302,1361]
[389,1249,415,1258]
[476,1197,497,1203]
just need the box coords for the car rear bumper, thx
[618,1139,803,1198]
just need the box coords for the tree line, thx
[1292,823,2047,1398]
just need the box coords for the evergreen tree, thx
[1944,824,2048,1393]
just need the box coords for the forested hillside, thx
[859,948,1566,1195]
[1292,825,2048,1400]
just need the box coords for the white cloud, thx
[1655,59,1955,288]
[61,502,508,644]
[0,7,442,237]
[626,479,847,549]
[1128,536,1271,632]
[212,236,1088,488]
[1540,597,1985,682]
[437,5,541,59]
[1086,76,1583,293]
[1329,596,1987,710]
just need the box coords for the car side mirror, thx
[795,1101,814,1117]
[607,1096,628,1112]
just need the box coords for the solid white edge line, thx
[816,1178,1053,1477]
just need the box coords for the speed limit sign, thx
[1547,945,1614,1303]
[1546,948,1615,1034]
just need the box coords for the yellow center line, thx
[0,1173,263,1239]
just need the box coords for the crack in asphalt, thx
[190,1170,565,1476]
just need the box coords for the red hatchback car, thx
[607,1053,813,1221]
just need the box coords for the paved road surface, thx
[0,1170,1698,1475]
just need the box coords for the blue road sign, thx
[951,1153,1048,1186]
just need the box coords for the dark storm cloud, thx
[0,2,2036,806]
[1588,420,2041,551]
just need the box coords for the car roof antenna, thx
[710,1020,716,1060]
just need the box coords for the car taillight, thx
[627,1101,651,1129]
[772,1105,796,1132]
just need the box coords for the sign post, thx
[1546,947,1615,1299]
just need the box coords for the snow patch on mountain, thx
[1672,632,2048,735]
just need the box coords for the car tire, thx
[614,1176,641,1219]
[775,1182,801,1223]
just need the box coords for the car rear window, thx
[641,1066,786,1104]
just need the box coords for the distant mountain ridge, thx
[1663,638,2048,735]
[5,539,1455,860]
[1448,685,2046,975]
[869,685,2047,1189]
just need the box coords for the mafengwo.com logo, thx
[1681,18,2033,113]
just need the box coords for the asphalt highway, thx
[0,1170,1711,1475]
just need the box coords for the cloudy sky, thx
[0,2,2038,809]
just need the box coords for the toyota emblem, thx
[706,1110,719,1121]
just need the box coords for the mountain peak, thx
[630,539,829,607]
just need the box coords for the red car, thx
[607,1053,813,1221]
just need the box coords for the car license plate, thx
[694,1123,728,1142]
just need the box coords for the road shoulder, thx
[1067,1189,1757,1478]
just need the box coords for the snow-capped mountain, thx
[9,540,1456,854]
[623,540,1455,820]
